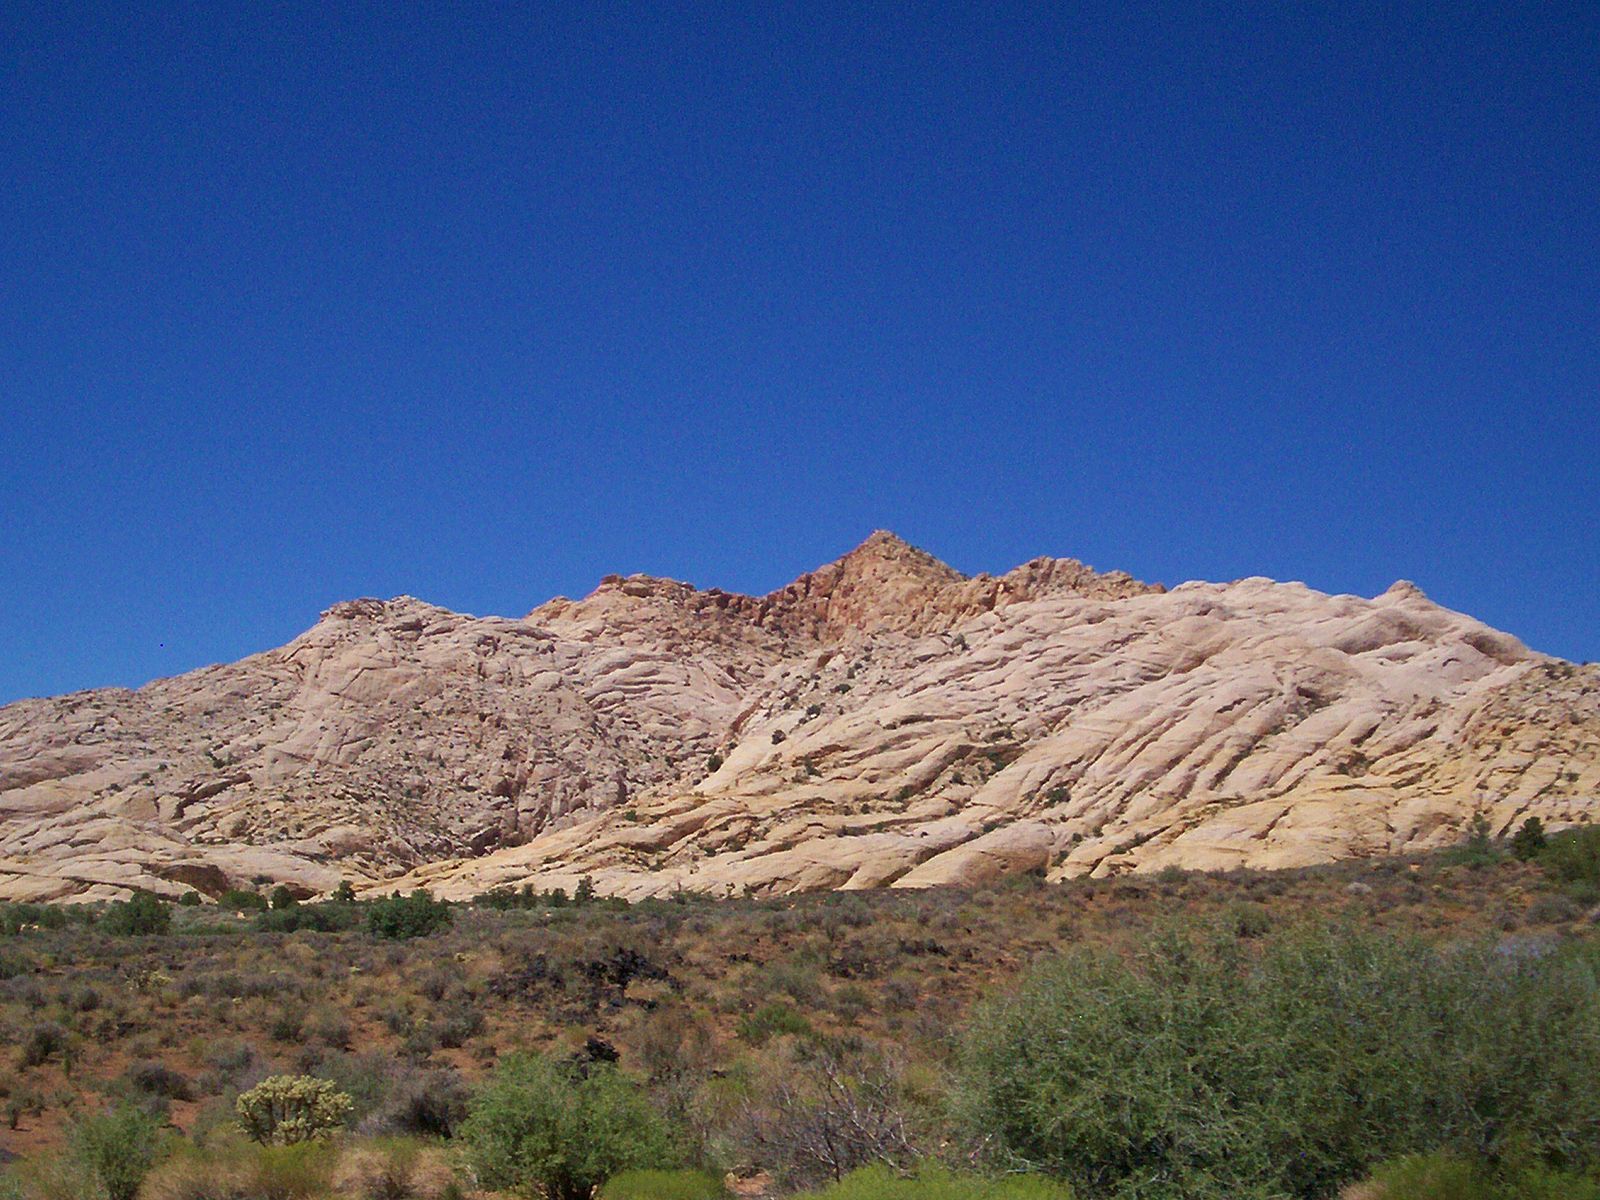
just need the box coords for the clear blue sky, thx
[2,3,1597,703]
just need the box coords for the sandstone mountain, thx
[2,532,1597,902]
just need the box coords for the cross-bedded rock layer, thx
[3,533,1595,900]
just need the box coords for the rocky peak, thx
[530,533,1159,644]
[755,531,967,640]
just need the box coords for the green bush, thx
[736,1001,813,1045]
[218,889,269,912]
[1511,818,1550,862]
[1539,826,1600,888]
[600,1169,729,1200]
[459,1052,679,1200]
[100,892,171,936]
[255,902,361,934]
[793,1165,1074,1200]
[0,901,66,934]
[956,923,1600,1200]
[235,1075,354,1145]
[70,1104,165,1200]
[367,890,452,940]
[1440,813,1503,869]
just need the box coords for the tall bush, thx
[956,923,1600,1200]
[101,892,171,936]
[367,890,452,940]
[459,1052,678,1200]
[70,1104,164,1200]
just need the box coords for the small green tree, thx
[219,888,269,912]
[333,880,357,903]
[459,1053,679,1200]
[269,885,299,911]
[1536,825,1600,895]
[1510,816,1549,862]
[100,892,171,936]
[235,1075,353,1145]
[1467,811,1494,850]
[367,889,452,939]
[575,876,597,905]
[70,1104,164,1200]
[1444,811,1503,868]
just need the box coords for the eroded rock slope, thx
[2,532,1596,900]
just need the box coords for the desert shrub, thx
[122,1061,193,1102]
[235,1076,354,1145]
[19,1021,70,1068]
[417,969,455,1002]
[143,1141,338,1200]
[366,1069,470,1139]
[1540,827,1600,888]
[306,1009,352,1050]
[256,903,358,933]
[736,1001,813,1046]
[4,1088,44,1133]
[68,983,102,1012]
[199,1038,260,1078]
[956,922,1600,1200]
[100,892,171,936]
[69,1104,165,1200]
[311,1052,398,1126]
[458,1052,679,1200]
[268,1007,306,1044]
[793,1165,1075,1200]
[736,1040,923,1189]
[178,891,204,907]
[1440,814,1503,869]
[1527,894,1584,924]
[0,902,66,935]
[760,960,826,1006]
[333,1139,457,1200]
[430,1000,484,1049]
[367,891,452,940]
[378,1001,414,1037]
[218,889,268,913]
[599,1169,729,1200]
[1512,818,1550,862]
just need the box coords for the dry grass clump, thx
[331,1139,458,1200]
[140,1139,336,1200]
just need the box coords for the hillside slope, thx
[2,532,1596,900]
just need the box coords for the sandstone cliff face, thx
[2,533,1596,900]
